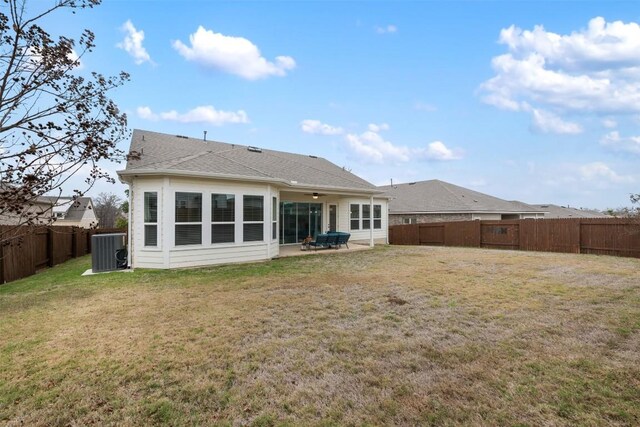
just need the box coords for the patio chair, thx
[334,232,350,249]
[326,232,340,248]
[308,233,331,250]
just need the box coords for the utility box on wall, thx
[91,233,127,273]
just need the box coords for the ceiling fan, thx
[303,192,327,199]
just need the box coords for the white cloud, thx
[530,109,583,134]
[300,119,343,135]
[117,20,152,65]
[345,125,461,163]
[367,123,390,132]
[416,141,463,160]
[480,17,640,132]
[136,106,156,120]
[600,131,640,155]
[602,118,618,128]
[67,49,83,69]
[346,131,409,163]
[375,24,397,34]
[579,162,634,183]
[173,26,296,80]
[137,105,249,126]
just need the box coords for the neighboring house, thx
[117,130,388,269]
[39,196,98,228]
[531,204,610,219]
[379,179,545,225]
[0,196,54,226]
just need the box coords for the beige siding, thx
[131,177,281,269]
[471,213,502,221]
[339,197,388,244]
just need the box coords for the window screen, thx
[374,204,382,229]
[362,204,371,230]
[350,204,360,230]
[144,192,157,247]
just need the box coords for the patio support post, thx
[369,195,374,247]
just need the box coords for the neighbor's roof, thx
[39,196,93,220]
[379,180,543,214]
[531,204,610,219]
[118,130,378,193]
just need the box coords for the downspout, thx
[127,184,133,268]
[369,195,374,247]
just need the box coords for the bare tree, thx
[0,0,132,230]
[93,192,122,229]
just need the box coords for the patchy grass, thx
[1,246,639,426]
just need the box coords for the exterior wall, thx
[0,201,53,225]
[389,212,544,225]
[340,197,388,244]
[131,176,279,269]
[389,213,472,225]
[472,213,502,221]
[520,213,545,219]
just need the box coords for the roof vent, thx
[176,135,189,139]
[247,146,262,153]
[308,155,318,159]
[408,182,416,185]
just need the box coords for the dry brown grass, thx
[1,245,639,426]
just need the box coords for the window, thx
[362,204,371,230]
[374,204,382,229]
[272,197,277,240]
[175,192,202,245]
[350,204,360,230]
[403,217,413,225]
[144,192,157,246]
[211,194,235,244]
[243,195,264,242]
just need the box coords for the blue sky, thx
[48,0,640,209]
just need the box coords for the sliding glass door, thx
[280,202,323,244]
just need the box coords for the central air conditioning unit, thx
[91,233,128,273]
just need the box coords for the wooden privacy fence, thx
[0,226,127,285]
[389,218,640,258]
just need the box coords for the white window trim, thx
[350,203,360,231]
[211,193,235,245]
[144,191,158,248]
[243,195,264,243]
[362,204,371,230]
[373,204,382,229]
[272,196,278,241]
[175,192,203,247]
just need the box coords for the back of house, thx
[117,129,388,269]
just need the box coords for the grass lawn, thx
[1,245,639,426]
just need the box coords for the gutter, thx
[116,168,383,196]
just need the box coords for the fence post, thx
[72,227,78,258]
[0,232,5,285]
[47,227,54,268]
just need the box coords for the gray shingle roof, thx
[379,180,543,214]
[39,196,93,220]
[119,129,378,192]
[532,204,610,219]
